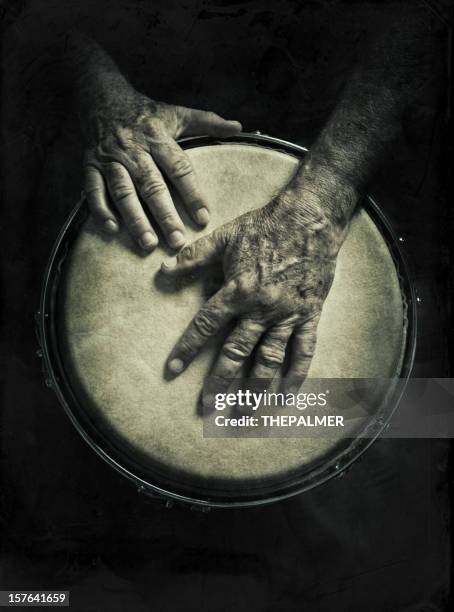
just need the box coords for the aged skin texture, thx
[66,7,430,386]
[161,9,430,386]
[68,34,242,251]
[162,188,348,389]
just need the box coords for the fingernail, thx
[169,230,185,249]
[104,219,119,234]
[194,207,210,226]
[228,120,242,130]
[139,232,158,251]
[168,358,185,374]
[161,258,178,272]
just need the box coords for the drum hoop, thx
[36,134,417,508]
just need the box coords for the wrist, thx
[300,151,361,223]
[274,166,359,232]
[267,184,350,259]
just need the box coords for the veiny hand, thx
[83,83,242,251]
[161,189,349,391]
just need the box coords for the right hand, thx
[83,84,242,252]
[162,185,349,394]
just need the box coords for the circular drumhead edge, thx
[56,142,406,499]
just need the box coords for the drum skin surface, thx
[58,143,405,495]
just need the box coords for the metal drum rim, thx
[37,133,417,508]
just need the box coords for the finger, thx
[126,152,186,250]
[103,162,158,252]
[284,315,321,393]
[212,318,265,381]
[250,322,294,381]
[160,231,225,275]
[84,165,119,234]
[152,138,210,227]
[166,287,235,376]
[180,107,242,138]
[202,318,264,412]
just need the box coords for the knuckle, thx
[95,140,118,160]
[158,210,179,225]
[111,186,135,203]
[115,127,136,150]
[193,312,218,338]
[231,274,254,299]
[169,155,193,179]
[85,184,103,198]
[257,345,286,368]
[108,171,134,202]
[147,115,165,133]
[175,338,194,361]
[94,143,108,159]
[140,179,167,200]
[298,332,317,357]
[222,339,253,362]
[84,160,98,174]
[179,244,197,262]
[301,345,316,358]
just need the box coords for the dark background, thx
[1,1,452,610]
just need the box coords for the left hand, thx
[161,188,350,391]
[83,89,241,251]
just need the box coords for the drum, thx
[37,134,416,508]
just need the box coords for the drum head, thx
[42,137,415,507]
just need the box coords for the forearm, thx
[284,8,431,226]
[291,78,401,226]
[64,32,133,118]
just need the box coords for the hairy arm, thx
[163,8,434,393]
[65,32,242,250]
[283,7,431,226]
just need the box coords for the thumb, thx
[180,107,242,138]
[161,231,226,276]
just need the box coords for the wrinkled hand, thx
[161,190,349,390]
[83,83,242,251]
